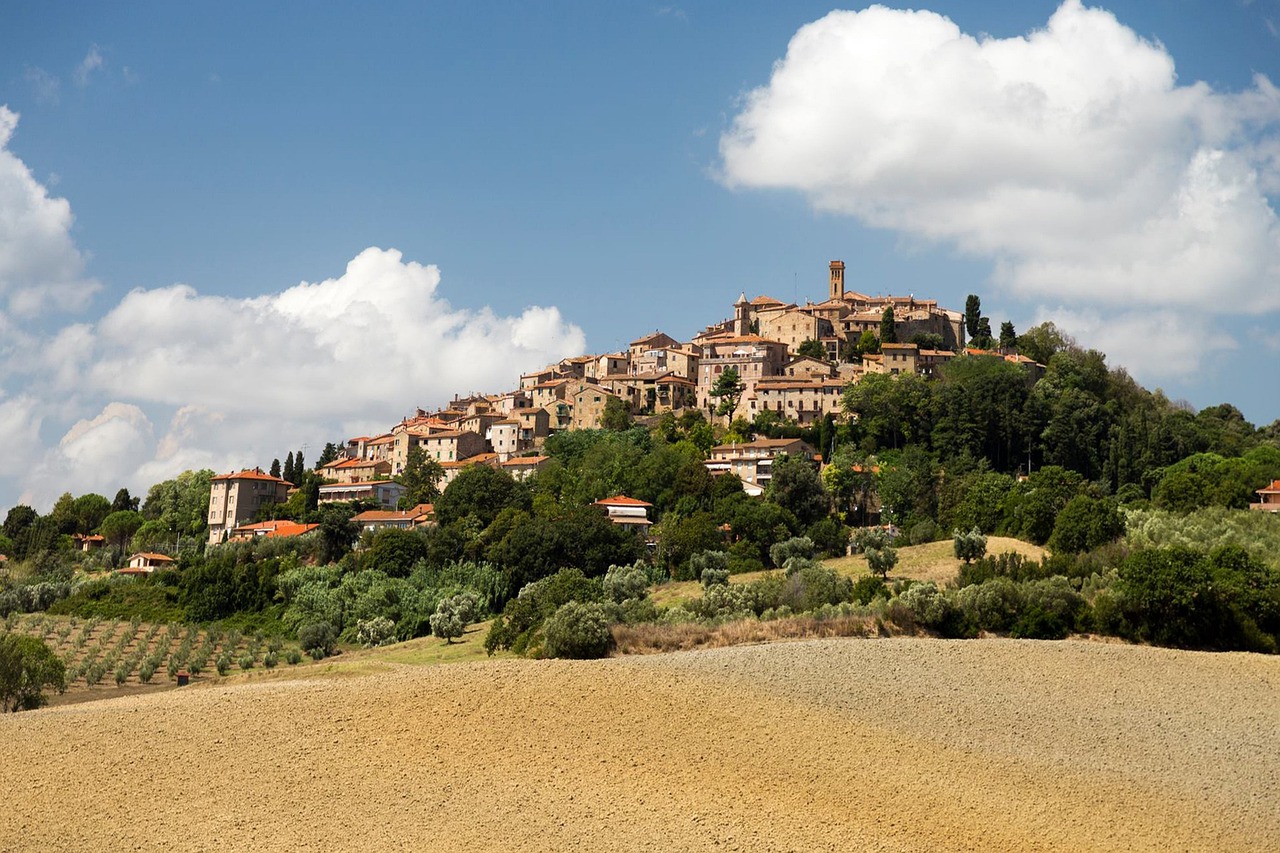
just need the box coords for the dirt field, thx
[3,637,1277,852]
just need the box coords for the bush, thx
[0,634,67,711]
[215,654,231,675]
[355,615,396,648]
[543,602,614,659]
[806,518,850,557]
[688,550,729,584]
[430,593,480,644]
[701,566,730,588]
[954,577,1024,633]
[865,546,898,579]
[952,527,987,564]
[778,565,854,613]
[263,652,278,668]
[285,648,302,665]
[602,563,650,603]
[909,520,940,546]
[851,575,889,605]
[769,537,816,568]
[297,621,337,659]
[898,582,967,637]
[238,654,254,670]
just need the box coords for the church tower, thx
[829,260,845,301]
[734,291,750,336]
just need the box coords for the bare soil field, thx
[2,637,1277,852]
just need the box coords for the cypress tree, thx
[284,451,295,484]
[269,458,281,479]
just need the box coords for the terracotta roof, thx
[630,332,674,346]
[502,455,549,467]
[705,335,786,346]
[366,435,396,445]
[711,437,811,452]
[750,295,784,306]
[130,552,175,562]
[1259,480,1280,494]
[595,495,654,507]
[352,508,431,523]
[232,521,319,538]
[211,468,291,484]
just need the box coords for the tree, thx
[601,395,632,431]
[710,367,745,418]
[295,449,306,477]
[866,544,898,579]
[0,635,66,712]
[858,330,880,356]
[317,442,340,468]
[797,339,826,360]
[72,493,111,535]
[395,444,444,508]
[973,318,993,348]
[879,306,897,344]
[110,488,139,514]
[964,294,982,340]
[269,458,282,479]
[765,455,831,527]
[1016,322,1072,366]
[999,321,1017,350]
[436,465,530,528]
[430,592,481,643]
[1047,495,1124,554]
[3,505,37,544]
[953,527,988,564]
[99,510,144,553]
[283,451,296,485]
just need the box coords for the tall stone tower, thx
[734,291,750,336]
[829,260,845,301]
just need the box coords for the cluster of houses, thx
[200,262,1052,548]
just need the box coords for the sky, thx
[1,0,1278,512]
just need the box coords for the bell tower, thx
[829,260,845,301]
[734,292,750,336]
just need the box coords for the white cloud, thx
[719,0,1280,373]
[3,247,586,510]
[1031,305,1236,378]
[73,45,104,87]
[0,107,100,316]
[23,67,60,105]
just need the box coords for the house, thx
[229,520,319,541]
[501,455,550,481]
[1252,480,1280,512]
[569,383,622,430]
[318,457,393,484]
[748,377,847,425]
[207,468,293,545]
[317,480,406,508]
[487,419,524,461]
[695,335,789,418]
[705,437,815,486]
[629,332,680,358]
[124,552,176,573]
[352,504,435,534]
[73,534,106,552]
[594,495,653,528]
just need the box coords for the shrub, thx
[355,615,397,648]
[954,577,1024,633]
[602,563,650,603]
[769,537,816,568]
[852,575,889,605]
[0,635,67,711]
[701,566,730,589]
[778,565,853,614]
[430,593,480,644]
[215,654,231,676]
[263,652,278,668]
[285,648,302,665]
[898,582,967,637]
[865,546,898,579]
[139,660,156,683]
[297,621,337,659]
[806,518,850,557]
[952,527,987,564]
[238,655,254,670]
[543,602,614,659]
[909,520,940,545]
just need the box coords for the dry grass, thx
[613,612,886,654]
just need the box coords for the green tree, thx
[295,448,306,476]
[601,395,632,431]
[430,592,481,643]
[765,454,831,527]
[858,330,880,356]
[953,527,988,564]
[710,367,745,418]
[866,544,898,579]
[436,465,530,528]
[317,442,340,468]
[972,318,993,349]
[879,306,897,344]
[99,510,145,553]
[110,488,139,514]
[1016,322,1072,366]
[48,493,78,535]
[1048,495,1124,554]
[283,451,296,485]
[796,339,826,360]
[964,294,982,340]
[0,634,66,712]
[72,493,111,535]
[395,444,444,508]
[998,321,1017,350]
[269,458,282,479]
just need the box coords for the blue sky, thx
[1,1,1278,510]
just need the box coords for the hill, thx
[2,637,1276,852]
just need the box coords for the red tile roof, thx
[594,495,654,507]
[211,468,291,484]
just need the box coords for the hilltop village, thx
[206,261,1043,544]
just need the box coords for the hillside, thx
[2,637,1276,852]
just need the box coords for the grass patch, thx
[612,612,887,655]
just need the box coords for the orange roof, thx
[594,495,653,507]
[130,552,175,562]
[211,468,291,484]
[502,455,549,467]
[750,295,784,306]
[1259,480,1280,494]
[232,521,318,538]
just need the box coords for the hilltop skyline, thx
[1,0,1278,510]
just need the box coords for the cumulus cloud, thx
[0,107,100,316]
[720,0,1280,372]
[3,247,586,509]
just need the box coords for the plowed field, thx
[3,637,1277,852]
